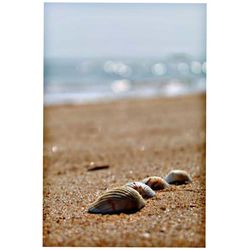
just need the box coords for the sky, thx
[44,3,206,59]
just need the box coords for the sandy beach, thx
[43,93,206,247]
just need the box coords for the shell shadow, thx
[168,181,191,185]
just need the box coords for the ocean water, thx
[44,53,206,105]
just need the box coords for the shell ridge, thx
[88,186,145,214]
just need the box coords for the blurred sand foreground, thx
[43,94,206,247]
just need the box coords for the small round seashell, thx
[142,176,169,190]
[165,169,192,185]
[88,186,145,214]
[125,182,156,199]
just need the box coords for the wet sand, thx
[43,94,206,247]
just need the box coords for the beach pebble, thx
[142,232,150,238]
[51,145,58,153]
[142,176,169,190]
[88,186,145,214]
[87,162,110,171]
[165,169,192,185]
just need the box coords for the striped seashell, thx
[165,169,192,185]
[125,182,156,199]
[88,186,145,214]
[142,176,169,190]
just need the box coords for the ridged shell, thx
[142,176,169,190]
[125,182,156,199]
[165,170,192,185]
[88,186,145,214]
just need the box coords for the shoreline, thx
[44,90,206,107]
[43,93,206,247]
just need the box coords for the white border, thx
[1,0,250,249]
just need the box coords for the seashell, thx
[142,176,169,190]
[125,182,156,199]
[88,186,145,214]
[165,169,192,185]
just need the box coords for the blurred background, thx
[44,3,206,105]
